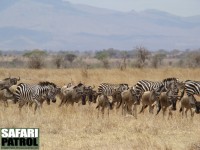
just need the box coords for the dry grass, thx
[0,68,200,150]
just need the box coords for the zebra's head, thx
[131,86,141,105]
[39,81,60,103]
[163,77,179,91]
[118,84,129,92]
[166,84,180,111]
[47,87,60,103]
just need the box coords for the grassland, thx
[0,68,200,150]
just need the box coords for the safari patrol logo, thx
[1,128,39,149]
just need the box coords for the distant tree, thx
[151,53,166,68]
[135,46,150,68]
[64,54,77,64]
[119,51,128,70]
[189,51,200,67]
[23,49,47,69]
[95,51,110,68]
[54,55,64,68]
[95,51,109,60]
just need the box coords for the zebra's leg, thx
[34,99,41,114]
[18,100,26,113]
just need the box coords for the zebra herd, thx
[0,76,200,118]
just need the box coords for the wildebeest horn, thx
[92,85,95,89]
[17,76,20,81]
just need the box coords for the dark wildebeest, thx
[0,77,20,107]
[59,83,86,107]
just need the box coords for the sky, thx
[64,0,200,17]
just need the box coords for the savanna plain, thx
[0,68,200,150]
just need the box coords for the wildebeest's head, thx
[195,102,200,114]
[150,90,160,102]
[10,77,20,85]
[0,77,20,88]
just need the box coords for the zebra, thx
[97,83,129,96]
[97,83,129,107]
[180,80,200,112]
[134,77,179,104]
[14,81,60,113]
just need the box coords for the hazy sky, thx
[65,0,200,17]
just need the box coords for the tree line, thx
[0,47,200,69]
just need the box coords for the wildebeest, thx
[59,83,86,107]
[96,95,112,118]
[0,77,20,106]
[80,85,98,105]
[0,85,18,107]
[139,90,160,114]
[179,96,200,118]
[119,87,137,118]
[0,76,20,89]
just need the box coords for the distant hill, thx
[0,0,199,51]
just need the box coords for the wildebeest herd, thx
[1,76,200,119]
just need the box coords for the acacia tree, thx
[63,53,77,68]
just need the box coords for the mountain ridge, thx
[0,0,199,51]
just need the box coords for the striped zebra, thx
[97,83,129,96]
[97,83,129,107]
[181,80,200,111]
[134,78,179,104]
[14,81,60,113]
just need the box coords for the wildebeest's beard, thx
[195,103,200,114]
[81,94,86,105]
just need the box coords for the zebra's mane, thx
[162,77,178,82]
[38,81,57,88]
